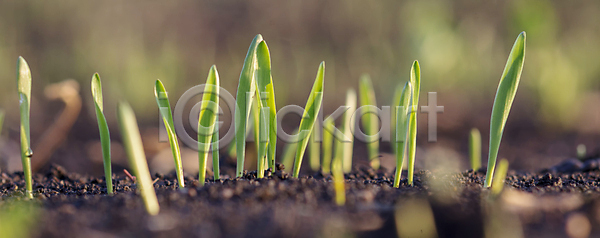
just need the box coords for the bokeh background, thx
[0,0,599,176]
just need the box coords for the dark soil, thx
[1,164,600,238]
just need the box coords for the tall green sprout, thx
[154,79,185,188]
[254,40,277,177]
[91,73,114,194]
[391,83,405,154]
[393,81,411,188]
[235,35,263,177]
[407,61,421,185]
[332,143,345,206]
[281,129,299,173]
[16,56,33,199]
[212,113,220,180]
[198,66,220,185]
[321,118,335,174]
[337,89,357,173]
[469,128,482,171]
[292,62,326,178]
[0,110,4,138]
[117,102,160,215]
[358,74,380,169]
[484,32,526,187]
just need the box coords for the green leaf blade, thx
[91,73,114,194]
[16,56,33,199]
[485,32,526,187]
[235,34,263,177]
[117,102,160,215]
[292,62,325,178]
[154,79,185,188]
[358,74,380,169]
[393,81,411,188]
[407,60,421,185]
[198,65,220,185]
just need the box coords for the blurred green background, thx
[0,0,599,174]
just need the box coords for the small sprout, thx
[393,81,412,188]
[292,62,326,178]
[308,125,321,172]
[154,79,185,188]
[407,60,421,185]
[235,34,263,177]
[198,66,220,185]
[358,74,380,169]
[490,159,509,197]
[321,118,335,174]
[91,74,114,194]
[484,32,526,187]
[391,83,406,154]
[255,41,278,171]
[337,89,357,174]
[469,128,482,171]
[332,142,345,206]
[576,144,586,160]
[16,56,33,199]
[117,102,160,215]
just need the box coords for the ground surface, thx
[1,163,600,238]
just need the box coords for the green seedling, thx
[117,102,160,215]
[292,62,325,178]
[154,79,185,188]
[358,74,380,169]
[308,126,320,171]
[154,79,185,187]
[393,81,411,188]
[235,34,263,177]
[484,32,526,187]
[251,96,269,178]
[198,66,220,185]
[91,73,114,194]
[281,129,299,173]
[332,142,345,206]
[407,60,421,185]
[321,118,335,174]
[255,41,278,171]
[337,89,357,173]
[490,159,509,197]
[16,56,33,199]
[469,128,482,171]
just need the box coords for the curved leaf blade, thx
[92,73,114,194]
[198,65,220,185]
[393,81,411,188]
[407,60,421,185]
[17,56,33,198]
[358,74,380,169]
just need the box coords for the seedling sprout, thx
[198,65,220,185]
[407,60,421,185]
[358,74,380,169]
[292,62,326,178]
[91,73,114,194]
[337,89,357,173]
[469,128,482,171]
[117,102,160,215]
[484,32,526,187]
[393,81,411,188]
[321,118,335,174]
[16,56,34,199]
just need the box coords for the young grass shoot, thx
[484,32,526,187]
[393,81,411,188]
[292,62,325,178]
[490,158,509,197]
[235,34,263,177]
[16,56,33,199]
[253,40,277,177]
[117,102,160,215]
[407,61,421,185]
[321,118,335,174]
[338,89,357,173]
[358,74,380,169]
[469,128,482,171]
[198,66,220,185]
[91,73,114,194]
